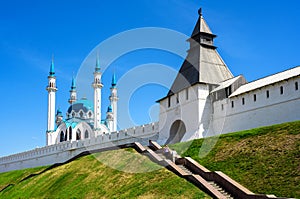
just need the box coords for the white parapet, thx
[0,122,159,173]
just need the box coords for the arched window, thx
[72,112,75,118]
[85,130,89,139]
[88,112,92,118]
[64,129,68,141]
[69,127,72,140]
[60,131,64,142]
[76,129,81,140]
[79,111,84,118]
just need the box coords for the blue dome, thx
[67,98,94,114]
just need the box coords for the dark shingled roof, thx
[160,9,233,100]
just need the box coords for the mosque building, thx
[45,57,118,146]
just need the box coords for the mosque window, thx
[266,90,270,98]
[69,127,72,140]
[85,130,89,139]
[60,131,64,142]
[65,130,68,141]
[88,112,92,118]
[221,104,224,110]
[295,82,298,90]
[254,94,257,102]
[242,98,245,105]
[168,97,171,107]
[72,112,75,118]
[231,101,234,108]
[79,111,83,118]
[176,93,179,104]
[280,86,284,95]
[76,129,81,140]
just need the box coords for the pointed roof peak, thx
[191,8,214,37]
[49,56,55,76]
[111,73,117,88]
[95,52,101,72]
[71,76,76,90]
[107,105,112,113]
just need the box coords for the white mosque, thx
[46,57,118,146]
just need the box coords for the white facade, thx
[211,75,300,135]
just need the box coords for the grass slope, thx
[171,121,300,198]
[0,148,210,199]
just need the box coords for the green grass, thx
[170,121,300,198]
[0,148,211,199]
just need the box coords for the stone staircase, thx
[136,141,293,199]
[208,181,234,199]
[176,163,234,198]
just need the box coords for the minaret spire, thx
[46,57,58,146]
[92,54,103,131]
[68,76,77,104]
[109,72,118,132]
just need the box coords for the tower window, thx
[221,104,224,110]
[242,98,245,105]
[79,111,83,118]
[254,94,257,102]
[88,112,92,118]
[176,93,179,104]
[72,112,75,118]
[231,101,234,108]
[266,90,270,98]
[280,86,284,95]
[295,82,298,90]
[168,97,171,107]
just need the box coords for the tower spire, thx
[68,76,77,104]
[46,57,58,146]
[49,56,55,76]
[92,55,103,131]
[95,52,101,72]
[109,73,118,132]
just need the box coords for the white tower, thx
[92,56,103,130]
[106,105,114,131]
[68,76,77,104]
[46,58,58,145]
[109,73,118,132]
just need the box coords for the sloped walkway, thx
[133,141,293,199]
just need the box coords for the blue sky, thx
[0,0,299,157]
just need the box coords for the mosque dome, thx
[67,98,94,114]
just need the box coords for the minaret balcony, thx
[92,83,103,88]
[46,86,58,92]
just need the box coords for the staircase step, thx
[208,181,234,199]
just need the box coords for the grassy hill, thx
[0,148,210,199]
[170,121,300,198]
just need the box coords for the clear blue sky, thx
[0,0,299,157]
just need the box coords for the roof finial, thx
[198,7,202,16]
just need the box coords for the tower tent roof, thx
[163,8,233,97]
[191,8,213,36]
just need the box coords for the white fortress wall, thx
[211,76,300,134]
[0,122,159,173]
